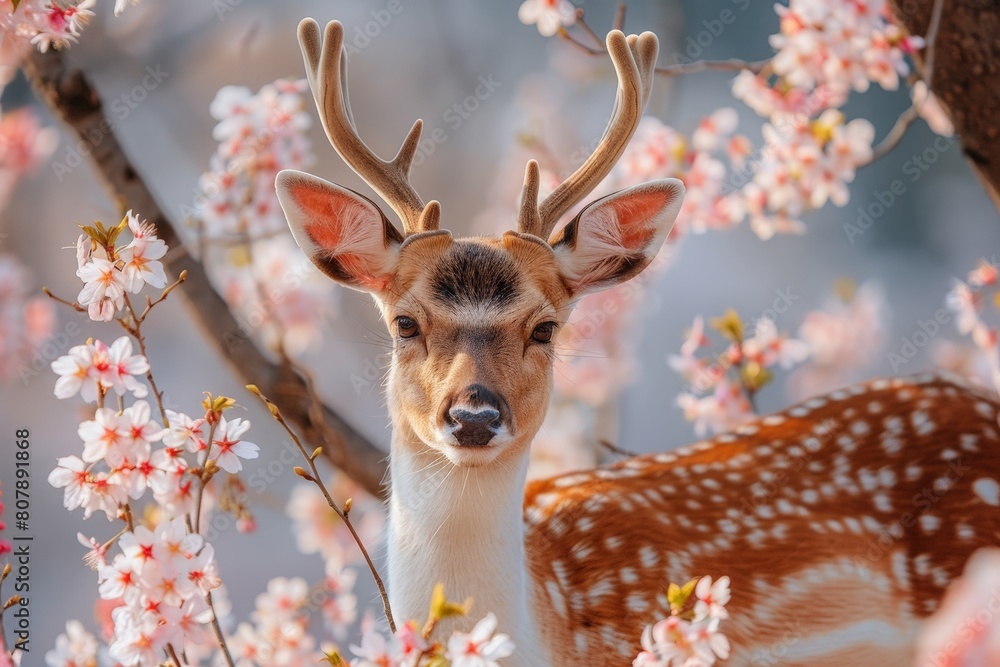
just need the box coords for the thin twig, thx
[560,16,769,76]
[863,0,946,164]
[166,643,183,667]
[42,287,86,312]
[206,590,236,667]
[247,384,396,633]
[0,564,11,657]
[137,271,187,322]
[192,420,218,535]
[120,293,170,428]
[598,439,638,459]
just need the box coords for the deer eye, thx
[531,322,556,344]
[395,316,420,339]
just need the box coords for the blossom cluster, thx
[670,310,810,436]
[634,576,731,667]
[74,211,168,322]
[347,586,516,667]
[786,280,886,400]
[944,259,1000,394]
[194,79,334,355]
[98,517,221,664]
[0,0,94,54]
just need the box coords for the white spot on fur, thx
[973,478,1000,506]
[919,515,941,533]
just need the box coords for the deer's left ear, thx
[548,179,684,295]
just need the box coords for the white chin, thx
[441,443,502,467]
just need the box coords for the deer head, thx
[276,19,684,469]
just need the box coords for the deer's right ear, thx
[276,170,404,295]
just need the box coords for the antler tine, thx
[518,160,543,237]
[524,29,658,240]
[295,18,437,235]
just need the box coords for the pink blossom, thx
[444,613,516,666]
[77,258,126,322]
[44,620,99,667]
[517,0,576,37]
[209,415,258,473]
[118,210,168,293]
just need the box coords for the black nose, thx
[447,384,502,446]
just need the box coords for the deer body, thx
[525,374,1000,665]
[277,18,1000,666]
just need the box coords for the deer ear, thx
[276,169,404,295]
[548,179,684,295]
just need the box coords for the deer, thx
[275,18,1000,667]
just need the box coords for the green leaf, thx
[667,578,699,615]
[709,309,744,343]
[741,361,774,392]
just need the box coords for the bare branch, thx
[21,48,389,498]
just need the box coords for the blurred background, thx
[0,0,997,656]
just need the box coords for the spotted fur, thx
[525,374,1000,666]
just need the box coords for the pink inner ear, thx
[289,181,352,249]
[611,190,666,250]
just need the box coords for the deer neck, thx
[387,425,547,665]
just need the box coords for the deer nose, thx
[447,384,503,446]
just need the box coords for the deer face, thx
[276,171,684,467]
[277,18,679,466]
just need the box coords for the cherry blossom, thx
[77,257,126,322]
[286,475,383,569]
[44,620,99,667]
[118,210,167,293]
[787,281,886,400]
[445,613,516,666]
[47,456,91,513]
[633,576,732,666]
[0,107,58,210]
[162,410,207,452]
[944,259,1000,395]
[209,415,259,473]
[517,0,576,37]
[196,79,313,238]
[0,0,96,54]
[694,576,731,621]
[78,407,129,465]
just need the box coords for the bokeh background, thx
[1,0,997,655]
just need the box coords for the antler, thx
[296,19,440,235]
[519,30,658,239]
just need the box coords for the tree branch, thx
[21,48,389,498]
[888,0,1000,211]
